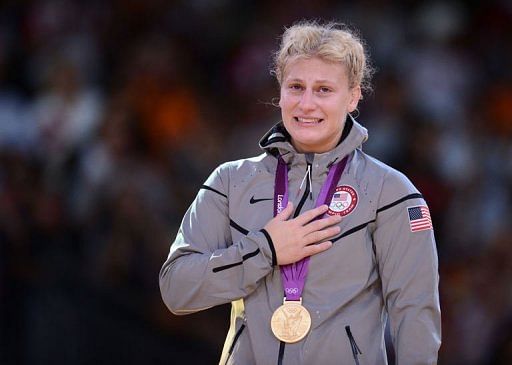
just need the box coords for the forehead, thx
[282,56,349,84]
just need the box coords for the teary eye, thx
[319,86,332,93]
[288,83,303,91]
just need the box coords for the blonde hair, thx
[272,21,373,95]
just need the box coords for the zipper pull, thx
[307,164,313,200]
[298,163,313,199]
[299,166,309,192]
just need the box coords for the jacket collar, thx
[259,115,368,173]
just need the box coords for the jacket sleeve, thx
[372,169,441,364]
[159,162,276,315]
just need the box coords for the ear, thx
[348,85,361,113]
[278,86,286,108]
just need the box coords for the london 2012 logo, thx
[327,185,358,216]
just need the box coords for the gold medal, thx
[271,299,311,343]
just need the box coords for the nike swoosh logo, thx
[250,196,273,204]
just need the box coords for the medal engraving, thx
[271,301,311,343]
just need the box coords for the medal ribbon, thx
[274,155,348,301]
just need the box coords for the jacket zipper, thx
[277,341,285,365]
[345,325,362,365]
[293,162,313,218]
[226,324,245,363]
[278,161,312,365]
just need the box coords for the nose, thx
[299,89,316,112]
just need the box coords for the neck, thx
[292,130,343,154]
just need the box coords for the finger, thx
[304,225,341,245]
[294,205,329,226]
[302,214,342,235]
[276,201,294,221]
[303,241,333,257]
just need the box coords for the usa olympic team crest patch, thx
[327,185,358,217]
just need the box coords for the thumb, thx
[276,201,294,221]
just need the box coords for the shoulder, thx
[355,150,420,203]
[219,153,268,171]
[205,153,270,187]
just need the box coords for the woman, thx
[160,21,441,364]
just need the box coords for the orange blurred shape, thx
[487,84,512,136]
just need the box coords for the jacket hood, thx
[259,115,368,168]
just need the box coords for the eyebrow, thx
[286,78,336,84]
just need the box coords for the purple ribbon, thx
[274,156,348,301]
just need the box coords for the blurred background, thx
[0,0,511,364]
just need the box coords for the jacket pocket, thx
[345,325,362,365]
[225,324,245,364]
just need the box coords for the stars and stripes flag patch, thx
[407,205,433,232]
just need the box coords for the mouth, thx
[294,117,323,125]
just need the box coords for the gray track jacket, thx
[160,117,441,364]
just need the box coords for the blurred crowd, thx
[0,0,511,364]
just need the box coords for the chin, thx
[292,136,329,153]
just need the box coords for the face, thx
[279,57,361,153]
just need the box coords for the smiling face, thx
[279,57,361,153]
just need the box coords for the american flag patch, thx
[407,205,433,232]
[333,192,348,202]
